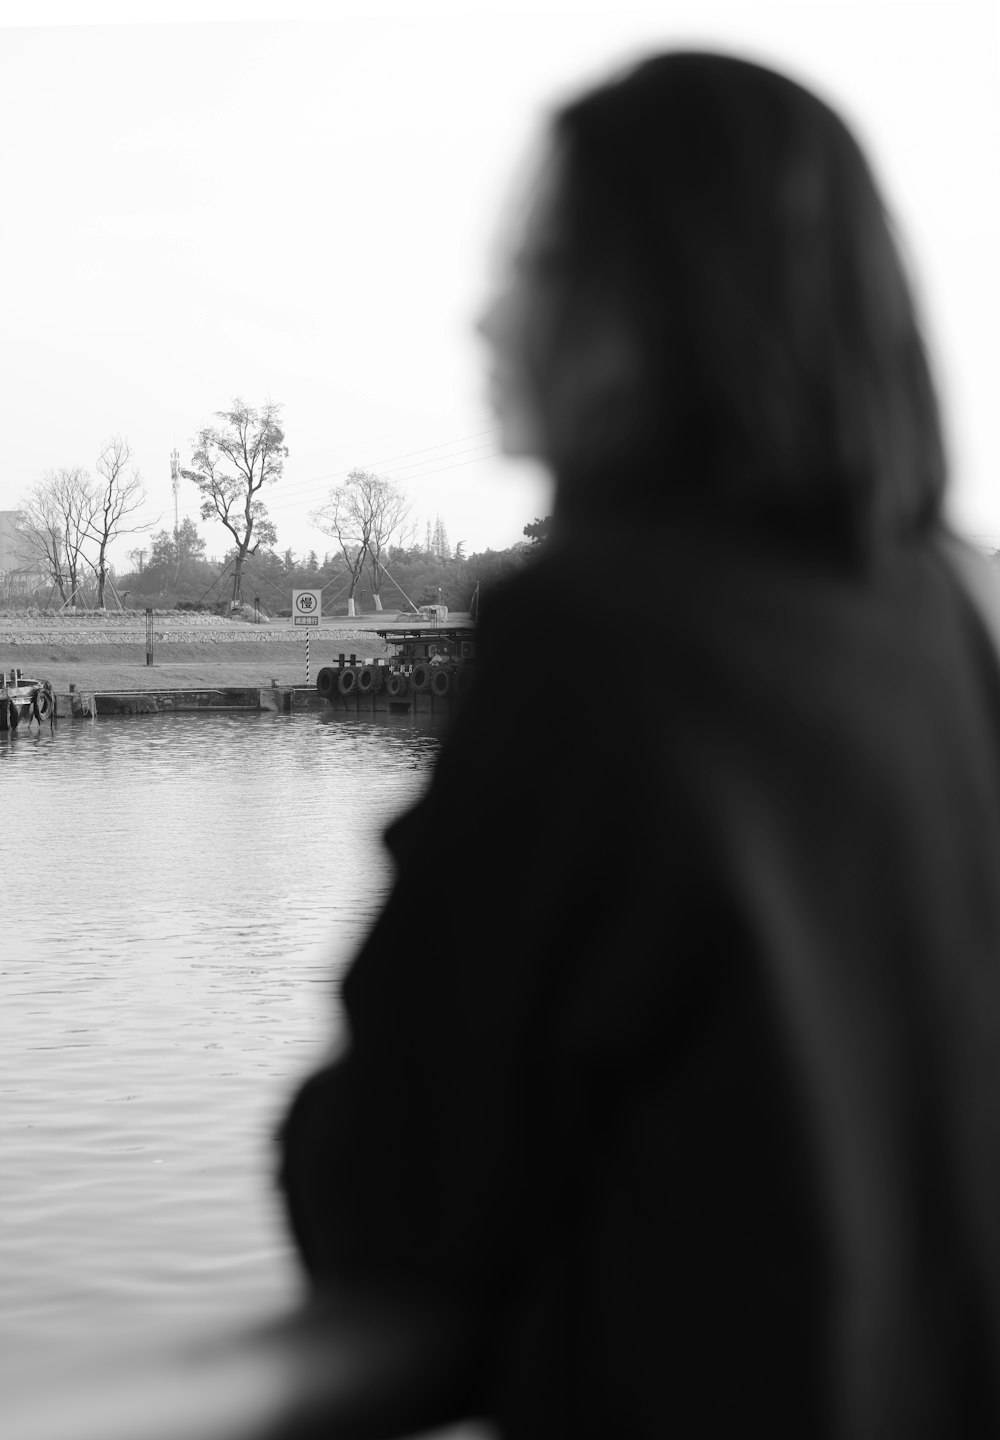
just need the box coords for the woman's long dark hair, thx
[536,52,946,552]
[529,54,1000,1438]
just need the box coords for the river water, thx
[1,711,445,1375]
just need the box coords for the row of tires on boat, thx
[316,662,471,702]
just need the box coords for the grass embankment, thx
[2,644,370,692]
[0,617,411,692]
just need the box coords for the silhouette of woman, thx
[281,52,1000,1438]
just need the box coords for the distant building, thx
[0,510,26,569]
[0,510,48,598]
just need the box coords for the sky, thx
[0,0,997,570]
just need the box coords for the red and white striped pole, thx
[305,629,310,687]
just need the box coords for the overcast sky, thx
[0,0,997,567]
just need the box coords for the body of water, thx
[1,709,443,1371]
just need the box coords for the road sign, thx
[292,589,321,626]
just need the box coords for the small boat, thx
[1,670,55,731]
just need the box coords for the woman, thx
[280,53,1000,1438]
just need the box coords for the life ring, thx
[411,663,432,692]
[316,667,336,697]
[387,672,408,698]
[338,667,358,696]
[431,668,451,698]
[357,665,382,695]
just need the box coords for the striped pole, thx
[306,629,310,687]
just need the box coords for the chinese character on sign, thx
[291,589,321,627]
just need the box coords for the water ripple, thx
[1,711,438,1368]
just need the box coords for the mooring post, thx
[145,608,153,666]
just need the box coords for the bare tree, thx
[15,482,69,602]
[88,436,147,609]
[181,398,285,607]
[363,474,411,611]
[312,470,411,615]
[310,469,376,617]
[17,468,96,606]
[52,469,96,607]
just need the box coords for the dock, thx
[1,684,455,721]
[52,685,328,719]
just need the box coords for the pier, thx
[52,685,329,719]
[3,683,456,721]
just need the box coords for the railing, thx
[7,1298,497,1440]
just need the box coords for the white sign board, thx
[292,589,321,626]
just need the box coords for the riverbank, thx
[0,614,469,693]
[2,645,371,692]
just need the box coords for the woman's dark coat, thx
[280,519,1000,1437]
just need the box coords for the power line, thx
[318,424,499,472]
[269,443,502,509]
[277,423,499,479]
[165,425,502,523]
[156,421,507,546]
[178,424,500,504]
[387,449,505,481]
[265,438,501,504]
[169,451,504,533]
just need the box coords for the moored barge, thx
[316,626,476,716]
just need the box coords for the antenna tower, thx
[170,448,180,542]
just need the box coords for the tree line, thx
[117,528,535,618]
[9,397,549,614]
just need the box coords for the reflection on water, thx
[0,711,441,1364]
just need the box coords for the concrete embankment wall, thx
[54,686,329,718]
